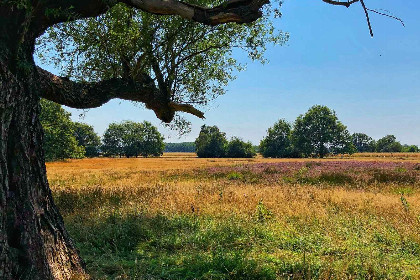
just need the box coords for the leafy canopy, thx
[351,132,375,153]
[36,2,287,125]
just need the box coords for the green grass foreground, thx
[48,158,420,279]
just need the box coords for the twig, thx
[367,8,405,27]
[360,0,373,37]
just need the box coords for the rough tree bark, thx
[0,49,85,279]
[0,0,361,279]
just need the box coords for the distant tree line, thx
[41,100,164,161]
[350,133,418,153]
[42,101,419,161]
[164,142,196,153]
[195,105,419,158]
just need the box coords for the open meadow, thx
[46,153,420,279]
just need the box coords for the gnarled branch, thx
[41,0,269,31]
[120,0,269,25]
[37,67,204,122]
[321,0,359,7]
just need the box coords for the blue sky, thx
[40,0,420,145]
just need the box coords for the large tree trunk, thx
[0,56,86,278]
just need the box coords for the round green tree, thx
[103,121,164,157]
[292,105,354,158]
[138,121,165,157]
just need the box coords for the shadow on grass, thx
[65,212,334,280]
[62,210,420,280]
[66,214,283,279]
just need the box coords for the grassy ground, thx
[46,154,420,279]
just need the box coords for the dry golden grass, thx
[47,153,420,232]
[46,153,420,279]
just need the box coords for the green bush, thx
[226,137,256,158]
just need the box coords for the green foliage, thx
[255,200,273,222]
[292,105,354,158]
[40,99,85,161]
[226,137,256,158]
[137,121,165,157]
[195,127,255,158]
[402,144,419,153]
[102,123,125,157]
[164,142,196,153]
[36,2,287,128]
[351,132,376,153]
[376,135,403,153]
[195,125,227,158]
[73,122,101,157]
[259,119,294,158]
[102,121,164,157]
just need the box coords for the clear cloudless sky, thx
[37,0,420,145]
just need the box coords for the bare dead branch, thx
[360,0,373,37]
[367,8,405,27]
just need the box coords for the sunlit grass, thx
[47,154,420,279]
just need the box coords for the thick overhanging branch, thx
[37,67,204,122]
[120,0,269,25]
[40,0,269,31]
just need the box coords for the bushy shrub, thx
[226,137,256,158]
[402,144,419,153]
[195,125,228,158]
[351,133,376,153]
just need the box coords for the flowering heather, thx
[204,161,419,186]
